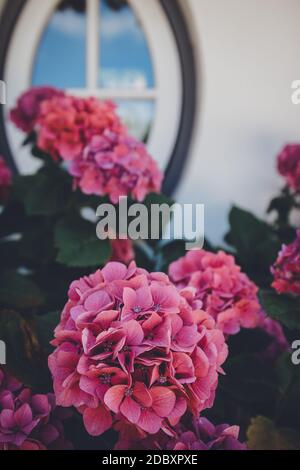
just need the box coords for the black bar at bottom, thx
[0,450,296,465]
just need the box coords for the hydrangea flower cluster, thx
[115,416,246,450]
[0,368,72,450]
[10,87,163,202]
[277,144,300,193]
[70,132,162,203]
[36,95,125,162]
[10,86,64,133]
[168,249,262,335]
[49,261,228,437]
[0,156,12,202]
[271,230,300,295]
[155,418,246,450]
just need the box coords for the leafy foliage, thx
[259,290,300,330]
[225,206,281,286]
[54,214,111,267]
[0,270,44,310]
[0,310,51,390]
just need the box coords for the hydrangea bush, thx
[10,88,162,203]
[0,85,300,450]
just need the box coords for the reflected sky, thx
[100,0,154,89]
[32,0,154,90]
[32,3,86,88]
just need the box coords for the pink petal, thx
[94,310,120,329]
[138,409,162,434]
[168,397,187,426]
[123,287,137,311]
[133,382,152,407]
[84,290,112,312]
[83,405,112,436]
[104,384,127,413]
[31,394,51,417]
[0,409,15,428]
[123,320,144,345]
[150,387,176,417]
[82,328,96,354]
[102,262,128,282]
[175,325,201,349]
[14,404,33,428]
[120,396,141,424]
[136,286,153,310]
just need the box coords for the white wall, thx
[177,0,300,244]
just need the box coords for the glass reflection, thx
[32,0,86,88]
[99,0,154,89]
[115,100,155,142]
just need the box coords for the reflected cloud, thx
[101,9,142,41]
[50,9,86,37]
[101,69,147,89]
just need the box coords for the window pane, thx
[115,100,155,143]
[99,0,154,89]
[32,0,86,88]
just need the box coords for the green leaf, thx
[227,206,280,261]
[13,168,72,216]
[54,214,111,267]
[0,270,44,310]
[259,290,300,330]
[0,310,51,390]
[247,416,300,450]
[225,206,282,286]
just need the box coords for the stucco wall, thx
[177,0,300,244]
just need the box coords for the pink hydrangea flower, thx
[0,368,72,450]
[277,144,300,193]
[271,230,300,295]
[10,86,64,133]
[169,249,262,335]
[110,239,135,265]
[49,261,228,437]
[70,132,163,202]
[37,96,125,162]
[114,416,247,450]
[0,156,12,201]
